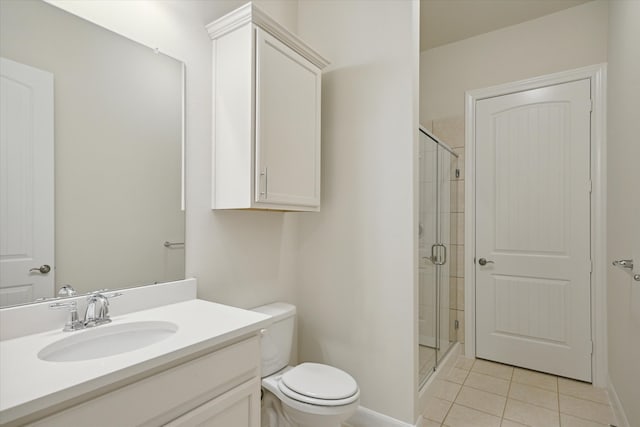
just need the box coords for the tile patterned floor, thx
[423,357,617,427]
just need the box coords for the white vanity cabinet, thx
[27,336,261,427]
[207,3,329,211]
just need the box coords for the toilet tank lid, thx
[251,302,296,323]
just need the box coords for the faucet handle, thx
[103,292,123,299]
[49,300,84,332]
[49,300,77,310]
[57,285,77,297]
[91,290,123,299]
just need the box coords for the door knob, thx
[478,258,494,266]
[29,264,51,274]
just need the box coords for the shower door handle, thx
[438,244,447,266]
[431,244,446,265]
[430,244,438,264]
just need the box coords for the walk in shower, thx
[418,126,459,388]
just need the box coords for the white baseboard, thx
[344,406,414,427]
[345,344,464,427]
[608,377,630,427]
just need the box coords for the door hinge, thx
[589,340,594,355]
[454,319,460,330]
[588,99,593,113]
[587,180,593,194]
[589,260,593,273]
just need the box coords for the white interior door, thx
[475,79,592,381]
[0,57,54,306]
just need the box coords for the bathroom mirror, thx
[0,0,185,307]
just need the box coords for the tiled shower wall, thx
[425,116,466,344]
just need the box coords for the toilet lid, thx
[280,363,358,401]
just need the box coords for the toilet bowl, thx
[252,303,360,427]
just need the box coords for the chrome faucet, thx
[49,290,122,331]
[84,292,122,327]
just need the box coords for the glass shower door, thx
[436,144,456,365]
[418,127,458,388]
[418,132,438,386]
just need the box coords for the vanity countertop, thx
[0,299,271,425]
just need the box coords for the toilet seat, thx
[278,363,360,406]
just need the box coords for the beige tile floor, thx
[423,357,617,427]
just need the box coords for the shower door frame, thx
[418,126,458,386]
[464,64,608,387]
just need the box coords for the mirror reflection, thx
[0,0,185,307]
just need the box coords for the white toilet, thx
[252,302,360,427]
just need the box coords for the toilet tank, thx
[251,302,296,377]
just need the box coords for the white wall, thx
[420,0,608,123]
[45,0,301,308]
[295,1,419,423]
[606,1,640,426]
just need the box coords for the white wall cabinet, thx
[207,3,329,211]
[27,336,261,427]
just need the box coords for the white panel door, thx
[475,79,592,381]
[255,28,321,208]
[0,57,54,306]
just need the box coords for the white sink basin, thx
[38,321,178,362]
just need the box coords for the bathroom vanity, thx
[0,280,271,426]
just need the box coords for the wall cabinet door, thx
[208,4,328,212]
[255,28,321,209]
[166,378,260,427]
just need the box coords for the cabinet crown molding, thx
[206,2,330,70]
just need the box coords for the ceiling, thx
[420,0,593,51]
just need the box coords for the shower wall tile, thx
[433,116,465,149]
[457,309,465,343]
[449,214,458,248]
[451,309,461,342]
[448,246,458,279]
[451,244,464,278]
[450,277,458,310]
[457,278,465,310]
[452,180,465,213]
[453,148,465,181]
[450,213,464,245]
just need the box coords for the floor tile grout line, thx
[499,366,514,424]
[462,380,510,399]
[557,375,562,427]
[452,400,507,420]
[511,378,560,394]
[507,394,560,412]
[558,391,613,406]
[440,358,475,425]
[558,410,614,426]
